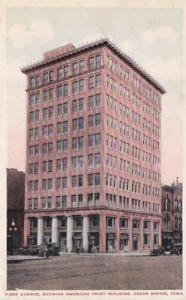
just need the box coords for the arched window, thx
[164,195,170,211]
[175,216,178,229]
[175,197,178,211]
[178,199,182,211]
[179,217,182,230]
[164,215,170,229]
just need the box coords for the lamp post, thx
[9,219,18,254]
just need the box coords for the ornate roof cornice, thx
[21,38,166,94]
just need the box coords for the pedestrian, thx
[77,245,80,254]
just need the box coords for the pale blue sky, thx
[6,7,183,184]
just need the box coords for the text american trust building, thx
[22,39,165,253]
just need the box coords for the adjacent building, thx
[22,38,165,253]
[7,168,25,252]
[162,178,182,247]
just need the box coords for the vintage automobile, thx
[164,244,172,255]
[150,246,164,256]
[171,243,182,255]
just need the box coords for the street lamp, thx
[9,219,18,254]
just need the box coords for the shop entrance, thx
[72,233,83,252]
[89,232,99,253]
[59,232,67,252]
[106,233,115,252]
[132,235,140,251]
[120,233,129,252]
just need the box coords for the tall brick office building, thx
[22,39,165,253]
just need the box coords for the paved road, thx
[7,255,182,290]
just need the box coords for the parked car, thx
[29,245,40,256]
[164,244,172,255]
[150,246,164,256]
[171,243,182,255]
[46,243,60,256]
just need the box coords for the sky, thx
[6,7,183,185]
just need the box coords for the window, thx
[42,197,52,209]
[30,93,40,106]
[144,234,150,245]
[42,142,53,155]
[73,216,83,228]
[71,175,83,187]
[56,196,67,208]
[57,121,68,134]
[28,180,38,192]
[72,117,84,130]
[88,94,101,109]
[88,133,101,147]
[95,173,100,185]
[71,156,83,169]
[107,217,115,228]
[88,174,94,186]
[43,88,54,101]
[88,153,101,168]
[28,162,39,174]
[88,114,101,127]
[56,177,67,189]
[29,128,39,140]
[57,84,68,98]
[42,160,53,172]
[79,61,84,73]
[57,65,69,80]
[30,75,40,88]
[72,62,78,75]
[72,136,84,150]
[72,61,84,74]
[57,139,68,153]
[120,218,128,229]
[28,198,38,210]
[43,124,53,138]
[56,158,68,171]
[42,179,52,191]
[57,103,68,116]
[72,98,84,113]
[72,79,84,94]
[144,220,150,230]
[89,74,101,89]
[87,193,100,207]
[88,55,101,70]
[132,219,140,229]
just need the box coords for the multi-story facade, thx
[162,178,182,247]
[22,39,165,253]
[7,168,25,252]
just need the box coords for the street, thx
[7,255,182,290]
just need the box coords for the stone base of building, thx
[24,209,162,254]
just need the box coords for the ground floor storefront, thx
[24,210,162,253]
[162,231,182,247]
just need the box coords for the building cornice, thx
[21,38,166,94]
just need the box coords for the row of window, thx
[30,55,102,88]
[105,175,160,198]
[30,93,101,112]
[28,172,101,191]
[107,194,160,214]
[28,192,100,210]
[28,160,160,185]
[30,74,101,101]
[28,140,160,169]
[28,193,160,216]
[107,54,161,106]
[106,94,160,125]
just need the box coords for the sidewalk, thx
[7,255,46,263]
[7,251,151,263]
[59,251,151,256]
